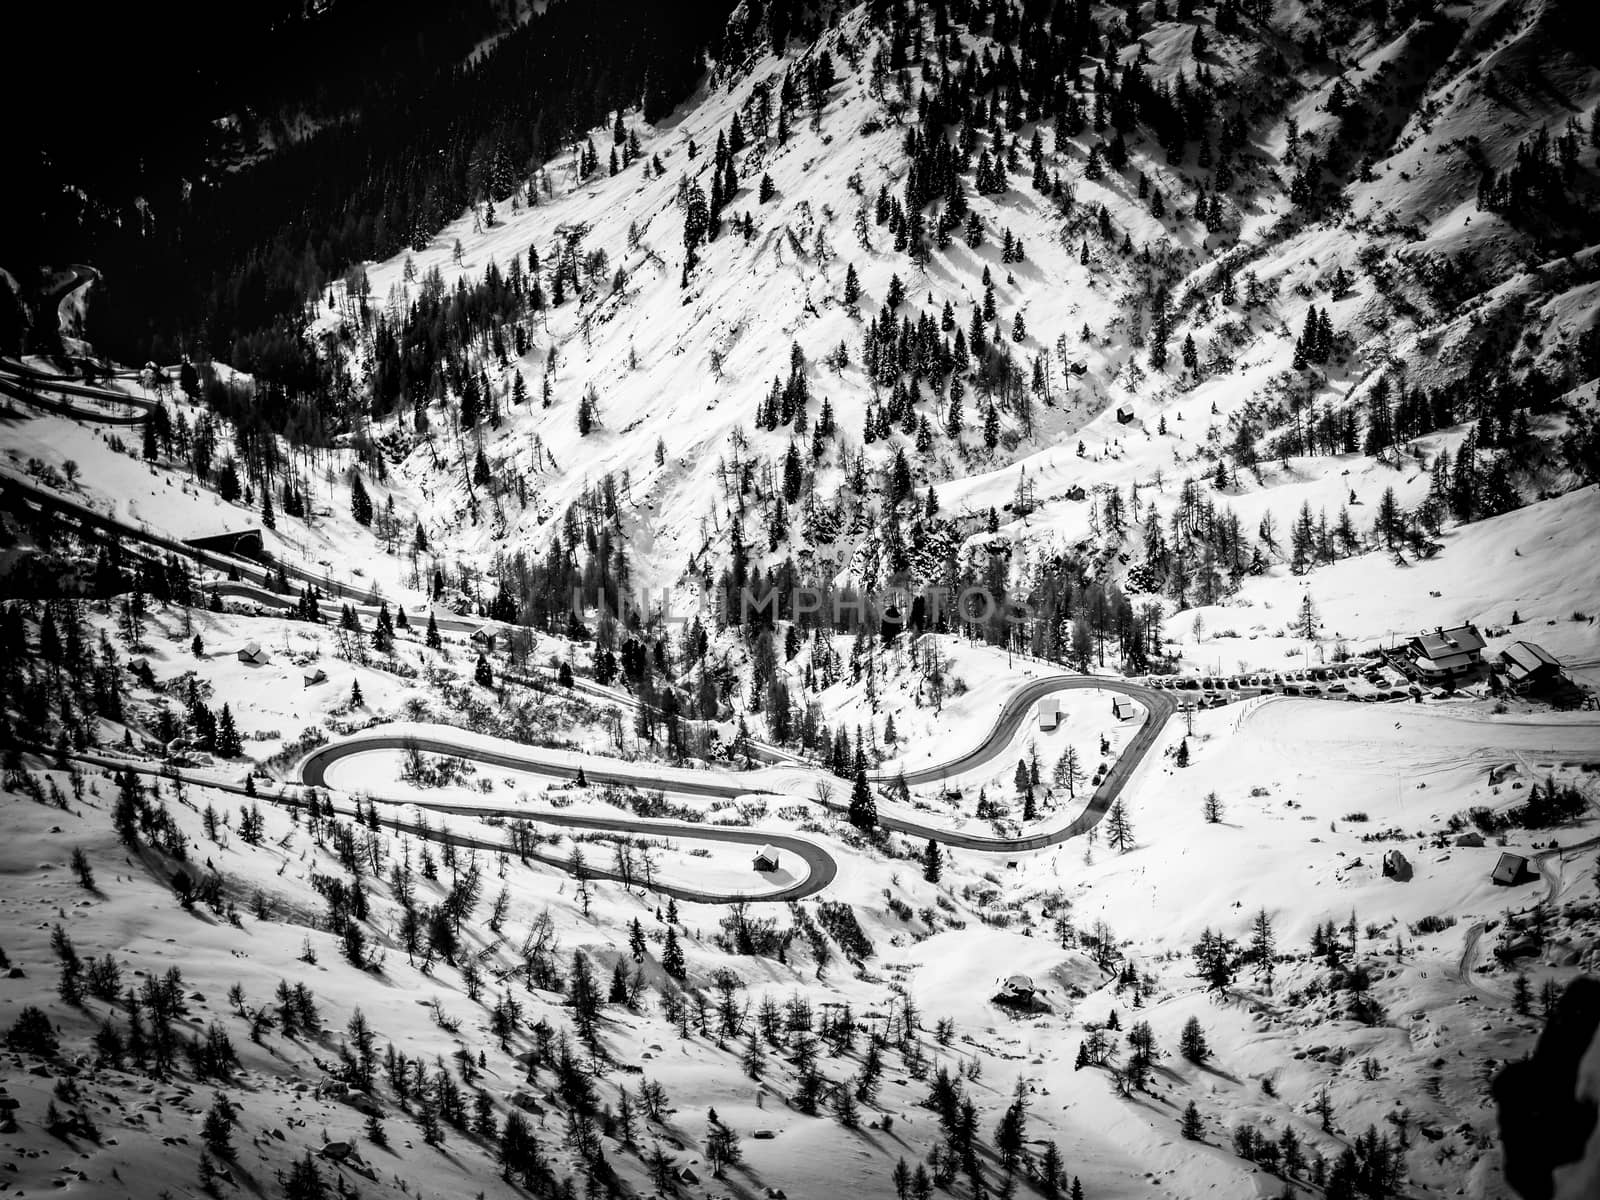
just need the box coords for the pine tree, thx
[893,1158,912,1200]
[1250,909,1277,994]
[995,1096,1027,1170]
[609,960,631,1005]
[1202,791,1223,823]
[833,1085,860,1128]
[1181,1100,1204,1140]
[568,950,603,1049]
[662,927,686,979]
[426,613,442,649]
[202,1093,235,1158]
[350,472,373,526]
[849,762,877,832]
[1315,1087,1335,1132]
[1297,592,1318,640]
[922,839,942,883]
[1193,927,1239,992]
[215,704,241,757]
[1179,1015,1209,1061]
[1105,800,1134,851]
[283,1150,326,1200]
[945,376,964,439]
[70,848,94,889]
[475,654,494,687]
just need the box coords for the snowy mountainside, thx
[312,0,1599,636]
[6,3,1600,1200]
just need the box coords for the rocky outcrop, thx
[1494,976,1600,1199]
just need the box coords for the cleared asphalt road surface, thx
[298,667,1178,886]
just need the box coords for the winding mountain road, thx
[0,352,156,424]
[0,373,155,424]
[54,748,830,903]
[295,668,1175,872]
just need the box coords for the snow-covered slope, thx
[6,3,1600,1199]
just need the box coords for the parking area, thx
[1141,660,1426,707]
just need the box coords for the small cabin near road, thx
[1491,852,1531,886]
[1063,484,1087,502]
[1037,698,1060,730]
[237,641,268,666]
[303,668,328,688]
[753,846,781,872]
[469,626,496,651]
[1115,405,1135,424]
[1499,641,1561,692]
[1112,697,1136,721]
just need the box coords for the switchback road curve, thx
[0,354,157,424]
[48,748,835,905]
[298,670,1176,867]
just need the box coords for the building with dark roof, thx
[1492,852,1530,886]
[1404,623,1485,682]
[1498,641,1561,692]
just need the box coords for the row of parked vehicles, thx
[1143,661,1425,705]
